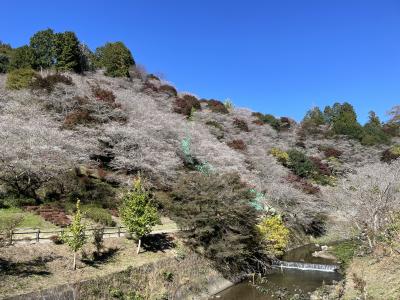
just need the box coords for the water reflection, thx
[213,244,343,300]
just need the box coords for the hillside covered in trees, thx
[1,29,400,298]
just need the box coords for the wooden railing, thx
[0,226,179,245]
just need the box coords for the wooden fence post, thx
[9,229,13,245]
[118,226,121,237]
[36,228,40,243]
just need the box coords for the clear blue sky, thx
[1,0,399,123]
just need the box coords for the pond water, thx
[213,244,343,300]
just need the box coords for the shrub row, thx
[301,103,396,145]
[2,29,135,77]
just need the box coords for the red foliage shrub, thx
[285,174,320,195]
[206,99,229,114]
[92,86,120,108]
[310,157,332,176]
[174,95,201,117]
[31,73,73,93]
[141,80,159,93]
[50,235,63,244]
[252,119,265,126]
[25,205,70,227]
[233,118,250,132]
[227,139,247,151]
[319,146,343,158]
[159,84,177,96]
[63,109,92,128]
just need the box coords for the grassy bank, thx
[0,208,57,229]
[341,253,400,299]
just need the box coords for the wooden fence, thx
[1,226,179,245]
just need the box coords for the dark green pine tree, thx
[54,31,82,73]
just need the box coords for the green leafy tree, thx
[54,31,82,72]
[62,200,87,270]
[95,41,135,77]
[120,177,159,254]
[8,45,35,70]
[30,28,55,70]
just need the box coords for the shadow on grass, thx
[82,247,119,268]
[0,256,57,277]
[141,233,175,253]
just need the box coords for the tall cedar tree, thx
[170,172,266,275]
[324,102,363,140]
[96,42,134,77]
[30,29,55,70]
[120,177,159,254]
[361,111,391,145]
[54,32,82,73]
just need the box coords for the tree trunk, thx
[73,251,76,270]
[136,238,141,255]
